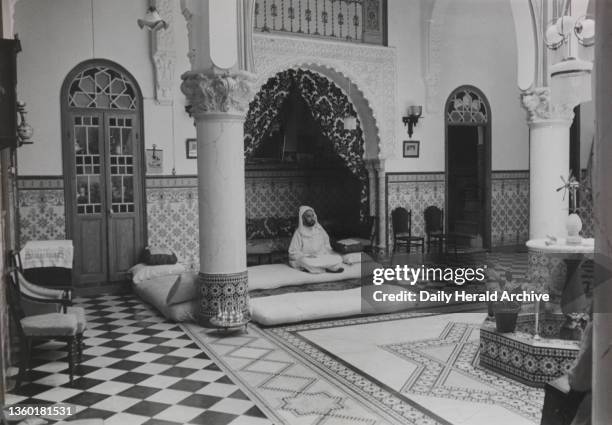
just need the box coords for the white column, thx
[181,1,256,322]
[593,0,612,421]
[521,88,574,240]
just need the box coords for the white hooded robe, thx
[288,206,343,273]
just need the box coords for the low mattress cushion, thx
[247,262,364,291]
[167,272,199,305]
[130,263,186,284]
[249,288,362,326]
[250,283,414,326]
[133,275,196,322]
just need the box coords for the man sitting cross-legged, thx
[288,206,344,274]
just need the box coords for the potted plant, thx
[486,268,522,333]
[492,293,522,333]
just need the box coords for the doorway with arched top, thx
[445,85,492,250]
[61,59,146,285]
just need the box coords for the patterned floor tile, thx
[4,294,273,425]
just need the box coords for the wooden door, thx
[69,111,108,284]
[66,111,144,284]
[62,61,145,285]
[105,113,142,281]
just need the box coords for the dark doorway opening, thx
[444,86,491,250]
[447,126,485,248]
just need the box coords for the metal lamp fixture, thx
[543,2,595,105]
[402,105,422,138]
[544,14,594,50]
[137,6,169,31]
[16,101,34,146]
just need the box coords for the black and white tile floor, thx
[5,294,271,425]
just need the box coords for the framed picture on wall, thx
[186,138,197,159]
[145,145,163,174]
[403,140,420,158]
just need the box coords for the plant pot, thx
[494,311,519,333]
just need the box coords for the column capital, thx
[520,87,575,126]
[181,67,256,118]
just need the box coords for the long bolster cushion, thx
[132,274,197,322]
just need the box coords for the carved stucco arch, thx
[252,60,381,160]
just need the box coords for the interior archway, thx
[244,68,369,241]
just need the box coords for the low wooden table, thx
[246,242,285,265]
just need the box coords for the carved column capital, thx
[520,87,575,125]
[181,68,256,118]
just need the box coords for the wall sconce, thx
[543,1,595,105]
[402,105,422,139]
[137,6,169,31]
[17,101,34,146]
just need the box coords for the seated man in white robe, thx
[289,206,344,274]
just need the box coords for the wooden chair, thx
[423,206,458,256]
[10,249,73,292]
[7,267,81,388]
[391,208,424,254]
[424,206,443,253]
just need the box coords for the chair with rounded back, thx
[6,267,80,388]
[391,208,424,254]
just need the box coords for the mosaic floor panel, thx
[183,310,545,425]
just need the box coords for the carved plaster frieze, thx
[150,0,176,105]
[425,71,440,113]
[520,87,574,124]
[181,68,257,116]
[252,34,397,160]
[4,0,19,36]
[152,50,176,105]
[180,0,196,69]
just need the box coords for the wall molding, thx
[17,176,64,189]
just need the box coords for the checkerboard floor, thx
[5,294,272,425]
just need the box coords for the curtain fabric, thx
[244,69,369,220]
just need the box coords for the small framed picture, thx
[186,138,197,159]
[403,140,420,158]
[145,147,163,174]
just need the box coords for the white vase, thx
[566,213,583,245]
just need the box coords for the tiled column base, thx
[480,314,580,387]
[198,271,249,324]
